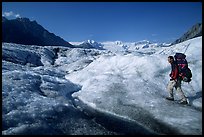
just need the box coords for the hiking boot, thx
[179,100,188,104]
[165,97,174,101]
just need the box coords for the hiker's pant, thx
[167,80,187,101]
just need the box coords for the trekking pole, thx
[183,43,190,54]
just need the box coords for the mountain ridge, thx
[171,23,202,45]
[2,17,74,47]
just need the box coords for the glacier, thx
[2,36,202,135]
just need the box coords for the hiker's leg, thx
[167,80,176,98]
[175,80,187,101]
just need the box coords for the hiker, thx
[166,56,188,104]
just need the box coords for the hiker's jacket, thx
[170,61,179,80]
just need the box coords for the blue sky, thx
[2,2,202,43]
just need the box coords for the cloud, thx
[2,11,13,17]
[89,34,94,37]
[151,33,158,37]
[2,11,21,18]
[15,14,21,18]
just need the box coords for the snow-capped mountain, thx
[100,40,171,54]
[71,39,171,54]
[70,40,104,50]
[2,36,202,135]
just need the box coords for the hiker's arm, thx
[172,65,179,80]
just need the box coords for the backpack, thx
[174,53,192,82]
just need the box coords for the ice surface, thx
[2,37,202,135]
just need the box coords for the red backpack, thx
[174,53,192,82]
